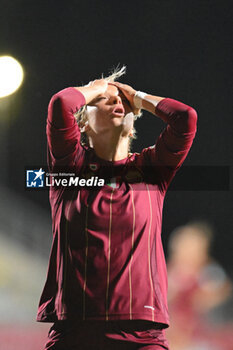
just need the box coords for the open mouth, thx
[112,106,125,116]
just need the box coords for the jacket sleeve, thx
[46,87,86,169]
[141,98,197,192]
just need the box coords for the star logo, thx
[33,168,45,181]
[26,168,45,188]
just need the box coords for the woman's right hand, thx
[75,79,108,104]
[87,79,108,95]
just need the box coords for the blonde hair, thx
[103,65,127,82]
[74,66,141,147]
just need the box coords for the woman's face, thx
[85,84,135,137]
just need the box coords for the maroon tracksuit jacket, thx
[37,87,197,328]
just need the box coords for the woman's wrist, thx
[74,86,100,104]
[133,91,148,109]
[133,91,166,115]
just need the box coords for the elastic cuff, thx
[133,91,147,109]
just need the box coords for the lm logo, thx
[26,168,45,188]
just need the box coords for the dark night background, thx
[0,0,232,272]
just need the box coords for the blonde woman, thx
[37,67,197,349]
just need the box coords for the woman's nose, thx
[112,95,122,104]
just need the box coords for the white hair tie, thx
[133,91,147,109]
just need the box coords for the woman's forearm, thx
[141,94,165,114]
[139,93,197,134]
[74,86,98,104]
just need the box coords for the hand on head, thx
[85,79,140,115]
[85,79,109,96]
[109,81,141,116]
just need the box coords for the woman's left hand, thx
[110,81,140,115]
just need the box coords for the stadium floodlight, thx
[0,56,24,98]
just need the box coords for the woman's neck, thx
[89,133,130,161]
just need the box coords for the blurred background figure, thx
[0,187,51,350]
[166,221,233,350]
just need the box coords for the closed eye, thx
[96,96,107,102]
[89,96,107,105]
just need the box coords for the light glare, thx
[0,56,24,98]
